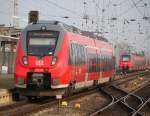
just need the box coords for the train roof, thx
[34,20,108,42]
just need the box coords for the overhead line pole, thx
[13,0,19,28]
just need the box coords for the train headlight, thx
[51,56,57,66]
[22,56,28,65]
[41,26,46,31]
[18,78,24,85]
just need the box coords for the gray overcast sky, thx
[0,0,150,54]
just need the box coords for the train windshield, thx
[122,55,130,61]
[27,31,59,56]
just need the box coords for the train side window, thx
[109,56,111,70]
[107,56,110,70]
[96,53,98,72]
[108,56,110,70]
[80,46,82,64]
[107,56,109,70]
[102,55,104,71]
[76,44,81,65]
[98,53,101,72]
[100,54,103,71]
[89,53,93,72]
[72,43,77,65]
[112,56,115,69]
[75,44,78,65]
[104,56,106,71]
[78,44,82,65]
[86,53,89,72]
[92,53,96,72]
[106,56,108,71]
[76,44,79,65]
[69,43,74,64]
[81,46,85,64]
[79,45,82,65]
[107,56,109,71]
[94,53,97,72]
[83,47,86,64]
[109,56,112,70]
[71,44,74,64]
[69,44,71,64]
[96,53,99,72]
[85,48,89,72]
[75,44,79,65]
[89,53,92,72]
[89,54,91,72]
[92,54,95,72]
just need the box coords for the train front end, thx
[14,21,69,97]
[119,54,133,72]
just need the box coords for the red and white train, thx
[119,53,148,72]
[14,21,115,98]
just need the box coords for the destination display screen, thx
[122,55,130,61]
[28,31,59,38]
[27,31,59,55]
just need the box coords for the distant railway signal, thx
[28,11,39,24]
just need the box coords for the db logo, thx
[36,60,44,66]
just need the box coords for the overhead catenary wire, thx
[1,1,150,33]
[43,0,82,17]
[130,0,144,16]
[117,0,130,6]
[3,0,149,26]
[117,0,143,18]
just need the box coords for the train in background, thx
[119,53,148,73]
[14,20,115,98]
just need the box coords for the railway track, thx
[0,97,57,116]
[0,70,149,116]
[112,70,149,85]
[132,83,150,116]
[90,80,150,116]
[132,98,150,116]
[0,100,27,112]
[0,88,98,116]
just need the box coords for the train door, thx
[69,43,75,82]
[85,47,89,87]
[71,43,81,85]
[71,43,78,82]
[84,47,97,87]
[99,53,102,78]
[74,44,80,82]
[95,49,99,81]
[95,50,100,81]
[80,45,86,85]
[75,44,85,88]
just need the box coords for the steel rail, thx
[132,98,150,116]
[114,85,144,110]
[90,81,150,116]
[89,87,115,116]
[0,88,98,116]
[0,70,149,116]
